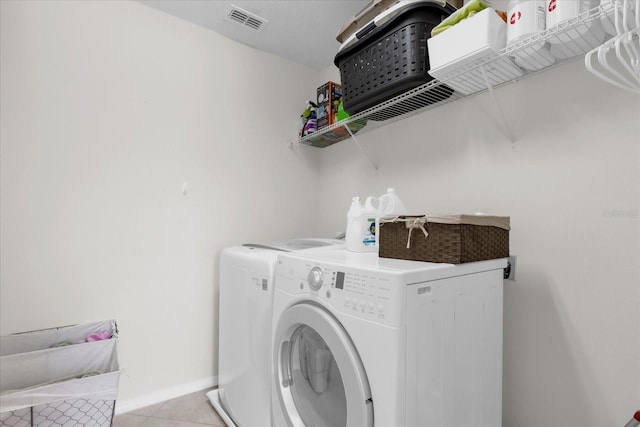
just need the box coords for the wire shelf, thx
[300,2,625,148]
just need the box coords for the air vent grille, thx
[226,5,267,32]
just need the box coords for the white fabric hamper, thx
[0,321,120,427]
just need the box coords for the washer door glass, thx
[274,303,373,427]
[289,325,346,426]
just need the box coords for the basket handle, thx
[356,21,377,39]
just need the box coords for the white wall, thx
[316,60,640,426]
[0,0,323,406]
[2,1,639,425]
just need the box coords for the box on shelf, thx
[316,81,342,129]
[0,320,120,427]
[427,8,524,95]
[335,1,456,115]
[337,0,464,43]
[336,0,400,43]
[379,214,510,264]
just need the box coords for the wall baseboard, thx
[114,376,218,415]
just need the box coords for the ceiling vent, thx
[226,5,268,32]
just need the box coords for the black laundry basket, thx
[334,1,456,117]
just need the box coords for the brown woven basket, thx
[379,218,509,264]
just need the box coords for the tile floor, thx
[113,388,227,427]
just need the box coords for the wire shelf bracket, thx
[479,65,517,148]
[345,124,378,170]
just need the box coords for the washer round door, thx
[273,303,373,427]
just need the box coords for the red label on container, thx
[548,0,556,12]
[510,11,522,24]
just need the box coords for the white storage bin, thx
[428,8,524,94]
[0,321,120,427]
[427,8,507,70]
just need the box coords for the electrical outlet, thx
[504,255,517,281]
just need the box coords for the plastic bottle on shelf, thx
[623,411,640,427]
[546,0,605,60]
[506,0,555,71]
[379,188,409,217]
[346,197,378,252]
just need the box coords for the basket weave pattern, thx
[379,221,509,264]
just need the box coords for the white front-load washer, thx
[271,249,507,427]
[207,238,343,427]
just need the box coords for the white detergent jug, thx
[379,188,408,216]
[365,196,380,246]
[346,197,377,252]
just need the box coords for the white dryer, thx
[207,238,342,427]
[271,249,507,427]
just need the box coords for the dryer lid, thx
[243,238,341,252]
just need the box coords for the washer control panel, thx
[276,255,402,327]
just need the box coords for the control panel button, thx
[307,266,323,291]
